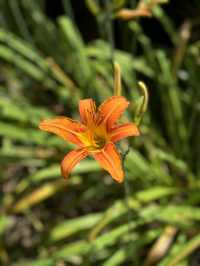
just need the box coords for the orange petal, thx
[79,99,96,126]
[61,148,88,178]
[39,116,85,146]
[109,123,140,142]
[92,142,124,183]
[96,96,129,129]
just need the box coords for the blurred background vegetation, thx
[0,0,200,265]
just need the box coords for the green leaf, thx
[49,213,102,242]
[13,259,54,266]
[166,234,200,266]
[135,187,179,203]
[30,160,100,182]
[0,215,12,235]
[53,240,90,259]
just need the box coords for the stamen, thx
[93,134,106,149]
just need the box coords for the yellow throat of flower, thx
[79,125,109,151]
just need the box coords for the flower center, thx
[93,133,106,149]
[78,125,108,151]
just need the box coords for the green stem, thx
[122,147,139,265]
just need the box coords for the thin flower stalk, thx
[114,61,122,96]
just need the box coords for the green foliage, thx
[0,0,199,265]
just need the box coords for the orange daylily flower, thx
[39,96,140,183]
